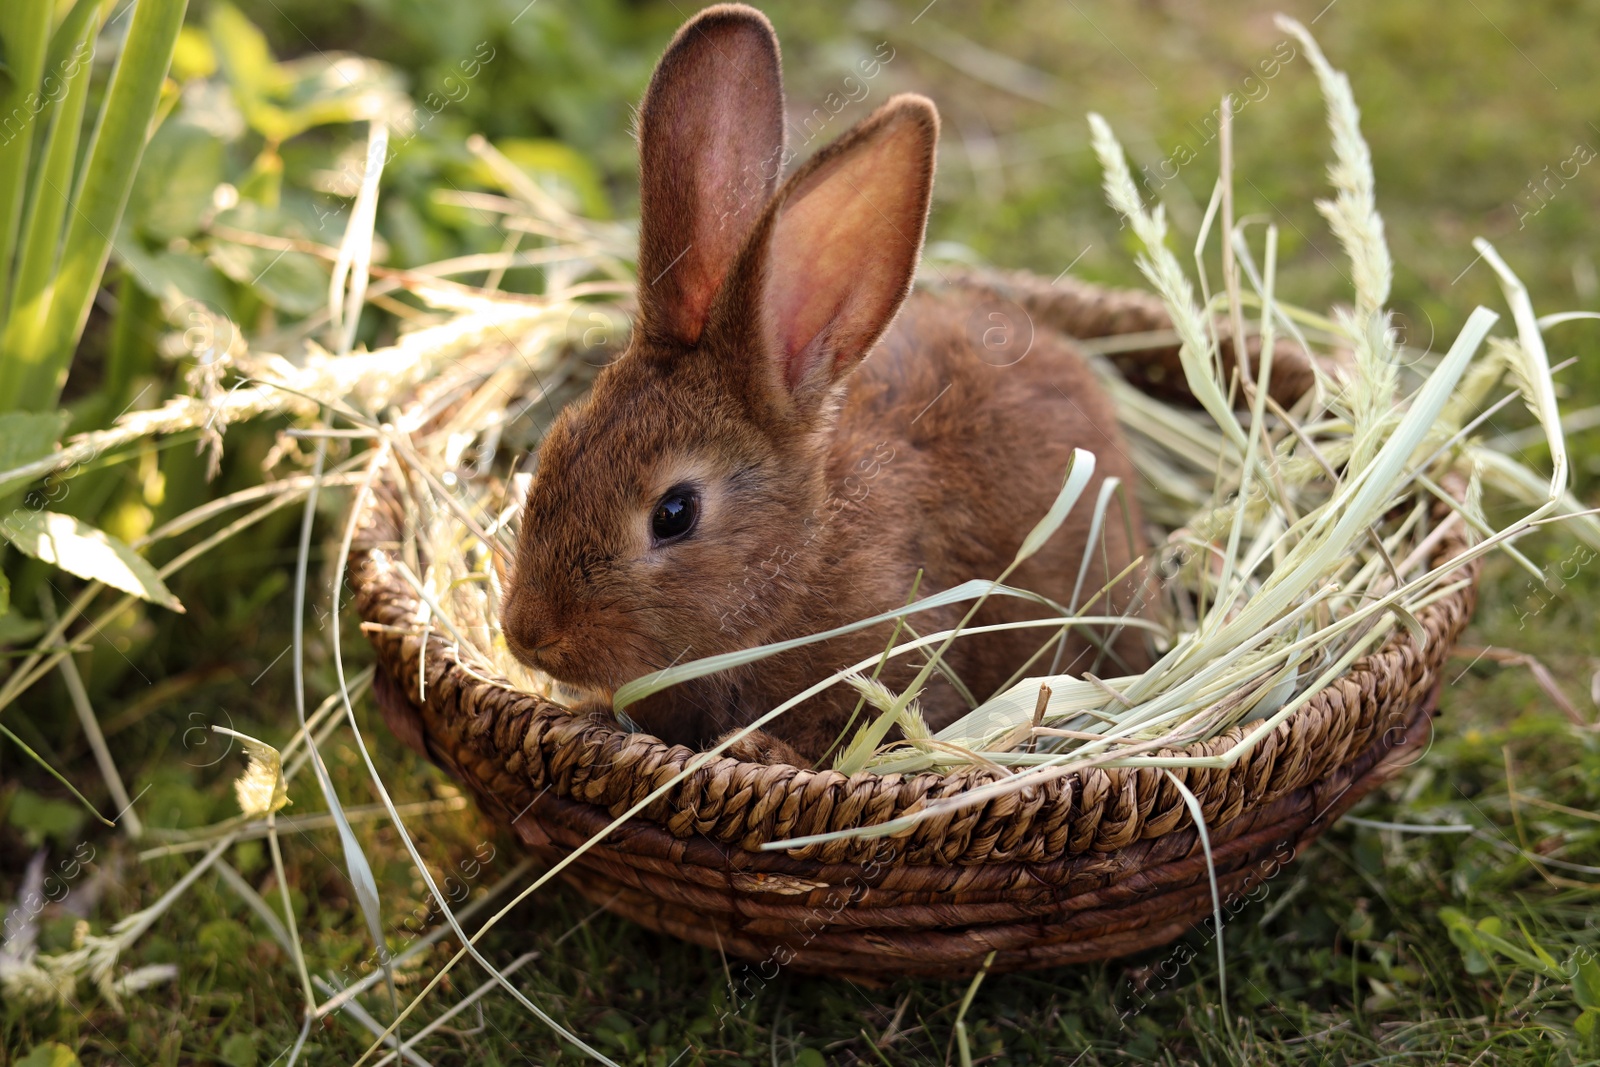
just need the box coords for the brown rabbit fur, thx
[501,4,1150,767]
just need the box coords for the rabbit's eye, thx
[651,486,699,543]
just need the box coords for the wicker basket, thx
[348,280,1480,981]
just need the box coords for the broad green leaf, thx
[1575,955,1600,1012]
[3,510,184,612]
[206,2,283,136]
[0,410,67,483]
[1439,908,1492,974]
[236,145,282,207]
[0,606,46,645]
[6,787,87,848]
[114,231,233,312]
[208,3,406,142]
[275,54,409,137]
[127,116,225,241]
[220,1033,257,1067]
[207,239,328,314]
[15,1043,81,1067]
[205,200,331,312]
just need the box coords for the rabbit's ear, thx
[743,95,937,409]
[636,4,785,347]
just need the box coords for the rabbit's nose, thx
[507,616,549,653]
[503,598,553,659]
[507,629,557,669]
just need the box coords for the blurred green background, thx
[2,0,1597,1064]
[233,0,1600,347]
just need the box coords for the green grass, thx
[4,1,1599,1064]
[8,568,1598,1066]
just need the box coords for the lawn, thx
[2,1,1597,1065]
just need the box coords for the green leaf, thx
[114,232,233,312]
[0,2,98,382]
[204,199,329,312]
[6,787,87,848]
[15,1045,80,1067]
[0,606,46,645]
[127,116,225,241]
[1574,955,1600,1012]
[1578,1009,1598,1039]
[12,0,190,410]
[206,2,283,136]
[1516,920,1561,973]
[1438,908,1491,974]
[44,0,104,77]
[220,1031,257,1067]
[236,145,283,207]
[273,53,408,137]
[207,3,406,143]
[0,410,67,489]
[2,510,184,612]
[0,1,52,321]
[207,239,327,314]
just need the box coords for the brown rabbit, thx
[501,3,1149,767]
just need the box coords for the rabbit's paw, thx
[715,728,811,768]
[566,700,625,731]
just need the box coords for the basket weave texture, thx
[350,280,1480,980]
